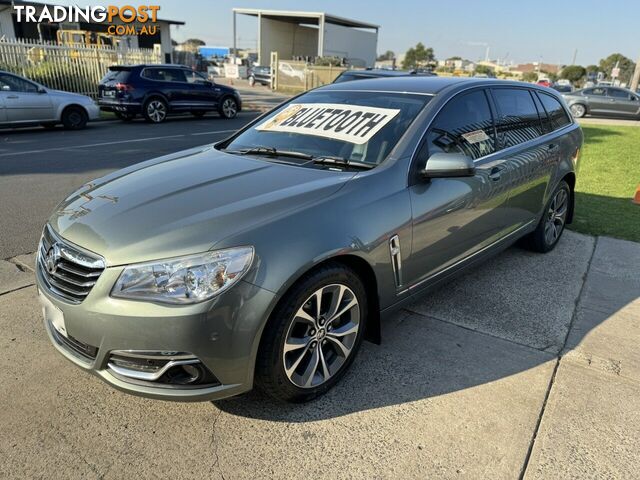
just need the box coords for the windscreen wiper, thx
[225,146,313,160]
[312,156,375,170]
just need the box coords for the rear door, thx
[583,87,609,114]
[0,73,54,122]
[406,88,514,286]
[606,88,640,116]
[141,67,191,110]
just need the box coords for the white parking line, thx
[0,129,238,158]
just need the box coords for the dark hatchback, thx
[98,64,242,123]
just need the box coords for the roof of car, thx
[321,76,544,95]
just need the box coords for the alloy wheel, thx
[222,98,237,118]
[544,188,568,245]
[570,104,585,118]
[147,100,167,122]
[283,284,360,389]
[67,110,83,127]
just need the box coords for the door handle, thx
[488,166,505,181]
[7,95,18,99]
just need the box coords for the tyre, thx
[143,97,168,123]
[255,263,367,403]
[524,180,571,253]
[191,111,206,118]
[248,76,256,87]
[61,106,88,130]
[219,96,238,119]
[115,112,136,121]
[569,103,586,118]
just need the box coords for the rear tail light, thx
[115,83,134,92]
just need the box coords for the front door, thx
[185,70,219,110]
[607,88,640,116]
[0,73,54,123]
[583,87,609,114]
[406,89,515,287]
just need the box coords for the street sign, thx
[611,67,620,78]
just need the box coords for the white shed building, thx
[232,8,379,68]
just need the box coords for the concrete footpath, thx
[0,231,638,479]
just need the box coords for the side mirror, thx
[37,87,47,94]
[420,152,476,178]
[204,80,213,87]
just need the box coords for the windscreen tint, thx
[225,90,431,165]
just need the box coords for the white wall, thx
[260,18,317,64]
[0,7,16,38]
[322,22,377,67]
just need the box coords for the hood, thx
[50,147,354,265]
[48,89,93,102]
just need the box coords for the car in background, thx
[248,66,271,87]
[536,79,552,87]
[278,62,305,81]
[562,86,640,118]
[0,70,98,130]
[332,68,436,83]
[98,64,242,123]
[552,84,573,94]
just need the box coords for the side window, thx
[143,68,187,82]
[531,92,552,133]
[607,88,630,99]
[586,87,606,96]
[538,93,572,130]
[185,71,209,84]
[426,90,496,160]
[165,69,187,82]
[492,88,543,148]
[0,74,38,93]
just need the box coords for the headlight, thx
[111,247,254,304]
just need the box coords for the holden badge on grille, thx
[45,243,61,274]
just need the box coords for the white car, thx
[0,70,99,129]
[278,62,305,81]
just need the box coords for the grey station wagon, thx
[37,77,582,403]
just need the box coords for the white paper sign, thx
[255,103,401,145]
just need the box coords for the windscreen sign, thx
[256,103,400,145]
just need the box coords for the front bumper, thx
[37,263,275,402]
[84,103,101,121]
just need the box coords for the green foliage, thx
[585,64,599,74]
[541,70,558,82]
[598,53,635,81]
[184,38,205,46]
[474,64,494,76]
[521,71,538,82]
[314,56,344,66]
[402,42,435,70]
[376,50,395,61]
[560,65,586,83]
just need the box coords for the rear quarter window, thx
[537,92,572,130]
[492,88,543,148]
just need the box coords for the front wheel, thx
[524,180,571,253]
[255,263,367,402]
[143,98,168,123]
[61,106,88,130]
[570,104,586,118]
[219,97,238,119]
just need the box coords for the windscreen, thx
[225,90,431,166]
[100,68,131,84]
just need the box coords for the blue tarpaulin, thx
[199,46,230,59]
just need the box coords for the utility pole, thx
[571,48,578,65]
[631,55,640,92]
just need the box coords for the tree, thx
[184,38,205,46]
[560,65,586,83]
[521,71,538,82]
[446,56,462,61]
[474,64,494,76]
[402,42,435,70]
[598,53,635,82]
[585,65,599,74]
[377,50,395,61]
[541,70,558,82]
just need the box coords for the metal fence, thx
[270,56,347,94]
[0,38,161,98]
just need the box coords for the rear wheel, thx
[143,98,168,123]
[219,97,238,119]
[255,263,367,403]
[61,106,88,130]
[524,180,570,253]
[570,104,586,118]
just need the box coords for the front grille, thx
[50,322,99,361]
[37,225,105,304]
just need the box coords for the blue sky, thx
[35,0,637,65]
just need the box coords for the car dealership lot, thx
[1,231,639,479]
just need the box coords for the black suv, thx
[98,64,242,123]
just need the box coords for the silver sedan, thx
[0,70,99,129]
